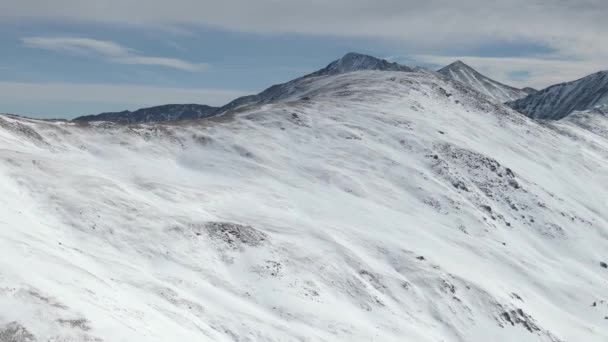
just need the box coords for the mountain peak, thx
[450,60,469,67]
[438,60,529,102]
[313,52,413,76]
[340,52,372,60]
[442,60,475,72]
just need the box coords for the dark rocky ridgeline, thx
[73,104,219,124]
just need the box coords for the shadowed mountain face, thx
[507,71,608,120]
[438,61,531,103]
[73,104,219,124]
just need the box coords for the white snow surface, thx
[0,71,607,341]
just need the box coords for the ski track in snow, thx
[0,71,607,341]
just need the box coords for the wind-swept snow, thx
[0,70,607,341]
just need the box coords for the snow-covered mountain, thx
[438,60,532,102]
[216,52,415,114]
[508,71,608,120]
[74,104,219,123]
[74,53,415,124]
[1,68,608,341]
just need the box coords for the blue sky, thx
[1,1,606,118]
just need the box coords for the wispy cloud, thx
[0,81,247,105]
[8,1,608,88]
[22,37,208,72]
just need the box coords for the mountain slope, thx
[1,70,607,341]
[507,71,608,120]
[74,104,219,123]
[438,61,531,102]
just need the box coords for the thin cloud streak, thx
[0,81,249,106]
[7,1,608,87]
[22,36,209,72]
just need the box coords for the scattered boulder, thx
[202,222,268,248]
[0,322,36,342]
[500,308,540,333]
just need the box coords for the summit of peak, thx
[314,52,413,76]
[438,60,530,102]
[445,60,473,70]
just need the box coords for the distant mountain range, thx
[73,52,608,124]
[506,70,608,120]
[74,104,219,124]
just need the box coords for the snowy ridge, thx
[438,60,531,103]
[508,71,608,120]
[0,71,607,341]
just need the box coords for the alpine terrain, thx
[438,60,533,103]
[0,54,607,342]
[508,70,608,120]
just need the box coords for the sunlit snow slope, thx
[1,70,607,342]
